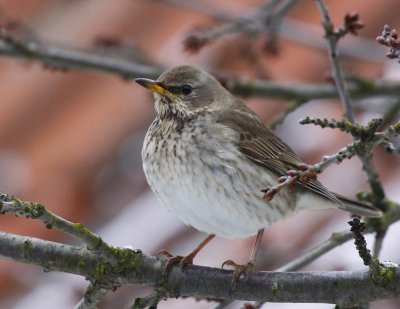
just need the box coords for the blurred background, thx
[0,0,399,308]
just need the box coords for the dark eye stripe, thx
[163,85,181,94]
[163,85,193,95]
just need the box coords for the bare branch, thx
[262,119,400,201]
[0,231,99,276]
[0,33,399,102]
[230,77,400,100]
[0,193,117,262]
[315,0,355,122]
[276,194,400,273]
[183,0,299,53]
[0,39,162,79]
[314,3,389,238]
[1,231,400,307]
[276,230,354,272]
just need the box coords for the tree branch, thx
[0,34,400,101]
[0,193,117,262]
[0,40,162,80]
[1,231,399,307]
[230,77,400,100]
[315,0,355,122]
[263,118,400,201]
[182,0,299,54]
[276,229,354,272]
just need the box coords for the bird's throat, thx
[155,97,192,124]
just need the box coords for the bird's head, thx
[135,65,232,119]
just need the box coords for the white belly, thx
[142,119,297,238]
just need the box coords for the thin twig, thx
[263,120,400,200]
[314,1,386,203]
[183,0,299,53]
[315,0,355,122]
[230,77,400,100]
[0,40,162,79]
[0,193,117,262]
[358,155,386,208]
[163,0,384,61]
[372,230,387,259]
[276,200,399,272]
[276,230,354,272]
[315,3,390,265]
[269,99,302,129]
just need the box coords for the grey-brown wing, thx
[217,105,339,203]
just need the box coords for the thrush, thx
[135,65,381,287]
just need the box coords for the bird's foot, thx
[157,249,194,278]
[222,259,254,291]
[156,235,215,278]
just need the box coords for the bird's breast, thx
[141,117,297,238]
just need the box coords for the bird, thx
[135,65,381,287]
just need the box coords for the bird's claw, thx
[157,249,194,278]
[157,249,174,259]
[222,260,254,291]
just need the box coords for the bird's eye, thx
[181,85,192,95]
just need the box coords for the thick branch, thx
[1,231,399,306]
[0,232,100,277]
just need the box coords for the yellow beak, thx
[135,78,171,96]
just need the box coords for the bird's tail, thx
[335,193,382,218]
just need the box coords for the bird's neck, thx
[155,97,193,123]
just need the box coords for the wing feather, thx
[217,105,340,204]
